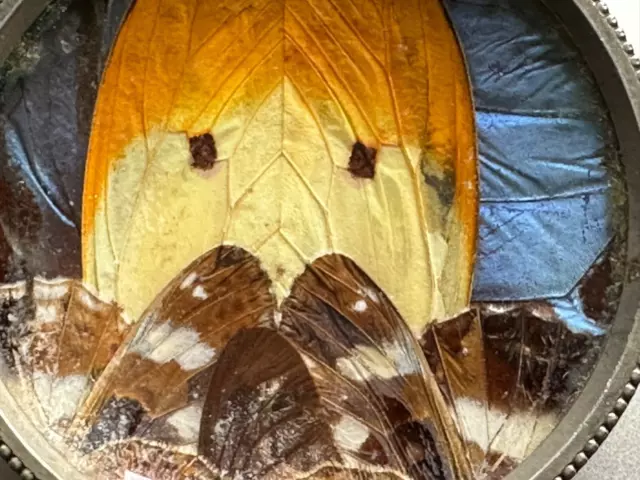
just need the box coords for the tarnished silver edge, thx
[592,0,640,78]
[0,0,638,479]
[553,369,640,480]
[510,0,640,479]
[552,1,640,476]
[0,442,35,480]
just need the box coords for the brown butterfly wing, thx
[71,245,275,447]
[198,327,343,479]
[422,303,599,477]
[0,278,128,440]
[421,309,491,473]
[84,439,215,480]
[278,254,472,479]
[306,468,406,480]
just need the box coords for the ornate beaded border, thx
[0,1,638,480]
[553,2,640,479]
[554,368,640,480]
[592,1,640,81]
[0,443,34,480]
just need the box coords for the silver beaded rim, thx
[0,443,34,480]
[551,4,640,480]
[593,1,640,82]
[554,368,640,480]
[0,1,638,479]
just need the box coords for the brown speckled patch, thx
[580,252,613,323]
[86,439,215,480]
[84,397,145,452]
[189,133,217,170]
[349,141,377,179]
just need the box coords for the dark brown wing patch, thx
[422,310,489,472]
[422,303,600,476]
[279,254,472,479]
[189,133,218,171]
[349,141,377,179]
[71,245,275,442]
[199,327,340,479]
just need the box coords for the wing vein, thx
[281,151,329,213]
[209,39,284,132]
[185,12,283,132]
[299,0,377,81]
[321,0,386,67]
[284,19,380,142]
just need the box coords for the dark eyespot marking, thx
[189,133,217,170]
[349,141,377,179]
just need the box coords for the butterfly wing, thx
[198,327,340,479]
[422,303,600,477]
[199,326,430,480]
[421,309,491,473]
[85,326,420,479]
[82,0,477,336]
[278,254,472,479]
[70,245,275,448]
[83,439,215,480]
[0,277,128,445]
[0,0,109,283]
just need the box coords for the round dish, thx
[509,1,640,479]
[0,0,637,479]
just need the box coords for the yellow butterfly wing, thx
[82,0,477,335]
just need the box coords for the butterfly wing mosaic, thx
[1,0,601,479]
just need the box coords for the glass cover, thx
[0,0,627,479]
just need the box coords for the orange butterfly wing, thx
[82,0,477,338]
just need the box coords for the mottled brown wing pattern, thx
[2,258,597,479]
[2,246,490,479]
[421,310,490,472]
[198,327,340,479]
[84,439,215,480]
[84,326,434,480]
[71,245,275,449]
[305,467,405,480]
[84,326,430,480]
[279,254,472,480]
[0,277,128,441]
[422,303,599,477]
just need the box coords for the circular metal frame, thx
[509,0,640,479]
[0,0,638,479]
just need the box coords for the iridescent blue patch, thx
[447,0,620,335]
